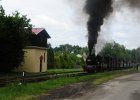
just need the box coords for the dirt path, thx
[36,82,93,100]
[37,73,140,100]
[65,73,140,100]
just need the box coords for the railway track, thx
[0,71,88,87]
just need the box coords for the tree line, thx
[99,42,139,63]
[47,44,88,69]
[48,42,140,69]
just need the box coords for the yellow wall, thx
[19,46,48,73]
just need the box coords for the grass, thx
[0,70,137,100]
[0,68,83,79]
[47,68,83,73]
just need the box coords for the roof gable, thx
[32,28,44,35]
[32,28,51,38]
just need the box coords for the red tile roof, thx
[32,28,44,35]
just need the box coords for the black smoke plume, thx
[124,0,140,8]
[84,0,113,56]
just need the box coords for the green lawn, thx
[0,70,137,100]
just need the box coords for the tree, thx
[53,44,86,69]
[47,44,54,69]
[132,48,140,63]
[54,44,88,55]
[0,6,32,72]
[99,42,130,60]
[54,54,61,68]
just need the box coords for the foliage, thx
[53,51,78,68]
[49,42,140,69]
[0,6,32,72]
[47,44,55,69]
[53,44,87,69]
[133,47,140,63]
[99,42,132,61]
[54,44,88,55]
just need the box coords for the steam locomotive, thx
[83,54,105,72]
[83,54,125,73]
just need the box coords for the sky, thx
[1,0,140,50]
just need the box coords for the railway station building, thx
[18,28,51,73]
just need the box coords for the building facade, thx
[18,28,51,73]
[19,46,48,72]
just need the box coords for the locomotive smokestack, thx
[84,0,113,56]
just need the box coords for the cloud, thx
[1,0,88,47]
[1,0,140,49]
